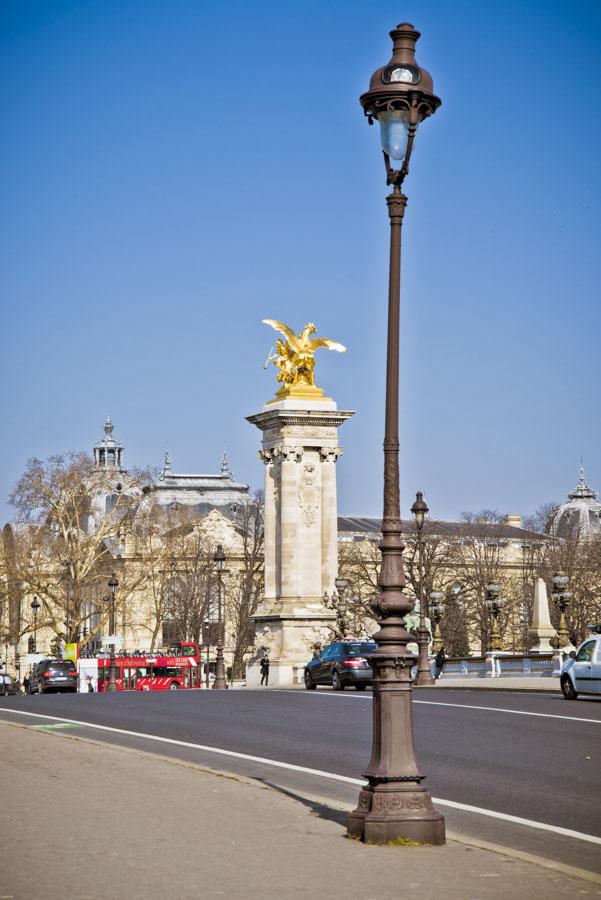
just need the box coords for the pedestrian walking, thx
[434,646,446,680]
[23,674,30,695]
[260,655,270,687]
[86,675,95,693]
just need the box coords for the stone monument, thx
[527,577,557,653]
[245,320,354,686]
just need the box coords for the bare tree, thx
[450,511,510,653]
[6,452,153,646]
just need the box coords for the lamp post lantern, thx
[105,574,119,692]
[551,571,572,646]
[31,597,41,653]
[411,492,434,686]
[212,545,228,690]
[485,582,504,652]
[347,23,444,846]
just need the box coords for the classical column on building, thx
[246,396,353,686]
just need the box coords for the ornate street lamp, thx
[31,597,41,653]
[429,591,445,653]
[105,574,119,692]
[335,577,349,638]
[63,558,73,644]
[485,582,505,652]
[212,545,228,690]
[551,571,572,647]
[411,492,434,686]
[347,23,444,846]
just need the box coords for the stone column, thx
[528,577,557,653]
[246,396,354,687]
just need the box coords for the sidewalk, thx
[1,722,598,900]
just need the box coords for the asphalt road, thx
[2,687,600,873]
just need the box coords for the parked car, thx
[560,625,601,700]
[28,659,77,694]
[0,674,19,696]
[304,640,377,691]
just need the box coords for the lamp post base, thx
[348,786,445,845]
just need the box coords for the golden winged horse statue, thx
[262,320,347,397]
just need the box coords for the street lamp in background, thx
[31,597,41,653]
[347,22,444,846]
[105,574,119,692]
[63,559,73,644]
[485,582,505,652]
[334,577,349,638]
[212,545,227,690]
[551,571,572,647]
[429,592,445,652]
[411,492,434,686]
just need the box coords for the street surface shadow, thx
[257,778,348,827]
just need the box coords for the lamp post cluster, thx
[347,23,445,846]
[212,544,228,690]
[551,571,572,647]
[410,492,434,686]
[429,592,445,652]
[485,582,505,652]
[324,576,350,639]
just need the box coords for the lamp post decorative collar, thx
[348,24,444,846]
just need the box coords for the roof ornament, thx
[104,416,114,438]
[568,462,597,500]
[221,448,232,478]
[161,449,172,480]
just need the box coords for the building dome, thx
[552,467,601,540]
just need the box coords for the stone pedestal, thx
[246,395,354,687]
[528,577,557,653]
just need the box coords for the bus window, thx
[153,667,183,678]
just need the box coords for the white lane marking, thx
[1,707,600,847]
[275,690,601,725]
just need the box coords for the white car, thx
[560,625,601,700]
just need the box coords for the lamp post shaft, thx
[348,185,444,845]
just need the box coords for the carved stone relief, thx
[299,462,319,527]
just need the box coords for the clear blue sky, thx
[1,0,600,523]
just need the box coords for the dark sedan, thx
[304,640,376,691]
[28,659,77,694]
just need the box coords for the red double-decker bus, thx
[97,641,203,692]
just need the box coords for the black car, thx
[304,641,376,691]
[28,659,77,694]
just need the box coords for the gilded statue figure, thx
[263,320,346,396]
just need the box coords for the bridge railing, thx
[438,651,562,679]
